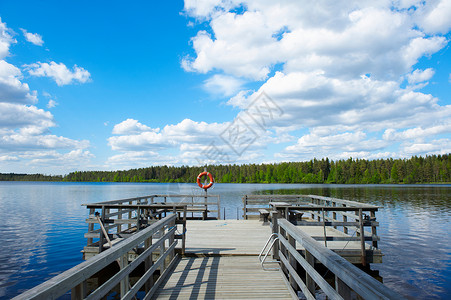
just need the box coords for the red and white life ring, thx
[197,171,214,190]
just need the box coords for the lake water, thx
[0,182,450,299]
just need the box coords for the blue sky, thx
[0,0,450,175]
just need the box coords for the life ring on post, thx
[197,171,214,190]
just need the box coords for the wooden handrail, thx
[13,214,178,300]
[277,218,404,299]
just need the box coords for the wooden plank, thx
[153,256,294,299]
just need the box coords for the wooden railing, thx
[13,214,180,300]
[244,194,380,264]
[85,194,220,220]
[243,194,309,219]
[83,194,219,256]
[273,216,404,299]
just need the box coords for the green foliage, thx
[1,154,450,184]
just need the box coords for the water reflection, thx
[0,182,449,299]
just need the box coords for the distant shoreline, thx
[2,154,449,185]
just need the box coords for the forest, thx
[1,154,449,184]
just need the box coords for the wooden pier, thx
[14,194,404,300]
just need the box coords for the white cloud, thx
[108,118,229,152]
[401,139,451,156]
[0,60,37,104]
[183,0,239,19]
[20,28,44,46]
[112,118,154,135]
[47,100,57,108]
[407,68,435,84]
[418,0,451,34]
[383,123,451,141]
[0,155,19,162]
[0,18,15,60]
[25,61,91,86]
[0,103,54,131]
[105,1,451,167]
[0,19,94,174]
[203,74,244,96]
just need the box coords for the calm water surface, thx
[0,182,449,299]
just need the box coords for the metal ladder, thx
[259,233,280,271]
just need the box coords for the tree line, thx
[1,154,449,184]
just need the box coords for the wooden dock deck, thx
[14,194,403,300]
[153,256,295,299]
[180,220,381,263]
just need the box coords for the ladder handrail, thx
[259,233,280,271]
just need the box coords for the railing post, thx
[279,223,288,277]
[243,195,248,220]
[343,204,348,234]
[370,210,378,248]
[169,219,175,262]
[160,225,167,271]
[335,276,351,299]
[359,209,367,266]
[117,206,122,233]
[144,236,154,293]
[99,206,106,252]
[332,202,337,229]
[136,206,141,232]
[71,280,87,300]
[87,208,95,246]
[305,250,315,295]
[128,200,132,229]
[288,233,298,291]
[271,211,279,259]
[217,195,221,220]
[182,205,187,255]
[120,254,129,297]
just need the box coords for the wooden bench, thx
[259,209,270,222]
[288,209,304,223]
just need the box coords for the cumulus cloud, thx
[106,1,451,167]
[0,18,15,59]
[177,0,451,164]
[112,119,154,135]
[407,68,435,84]
[109,118,229,152]
[418,0,451,34]
[203,74,244,96]
[25,61,91,86]
[20,28,44,46]
[0,20,94,174]
[0,60,37,104]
